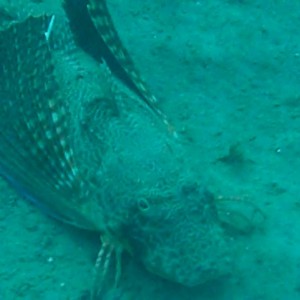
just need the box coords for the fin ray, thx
[87,1,167,115]
[0,15,97,230]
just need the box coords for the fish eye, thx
[138,198,150,211]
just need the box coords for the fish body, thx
[0,1,231,293]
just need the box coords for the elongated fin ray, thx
[0,16,97,230]
[87,0,157,103]
[86,0,174,130]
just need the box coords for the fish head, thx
[122,182,231,286]
[96,98,232,286]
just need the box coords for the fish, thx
[0,5,234,298]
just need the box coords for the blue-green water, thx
[1,0,300,299]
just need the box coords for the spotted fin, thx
[86,1,174,128]
[87,1,157,103]
[0,15,97,230]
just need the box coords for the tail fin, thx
[0,15,97,230]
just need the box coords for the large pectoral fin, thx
[0,15,97,231]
